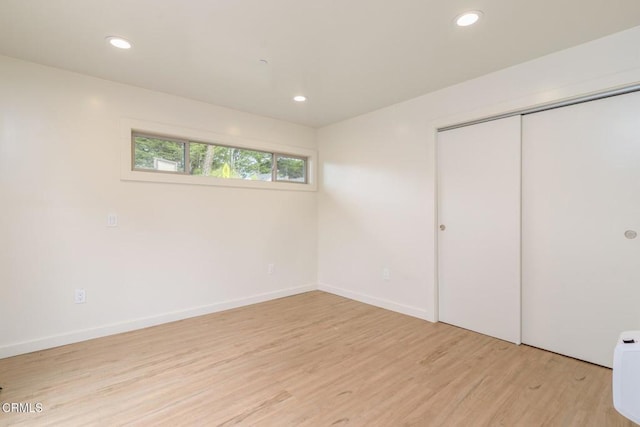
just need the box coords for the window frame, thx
[121,119,317,191]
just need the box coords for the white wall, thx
[4,25,640,359]
[317,26,640,321]
[0,56,317,358]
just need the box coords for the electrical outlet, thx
[74,289,86,304]
[268,263,275,275]
[383,267,391,281]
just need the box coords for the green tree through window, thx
[133,133,307,184]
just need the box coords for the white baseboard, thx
[0,284,316,359]
[318,283,433,321]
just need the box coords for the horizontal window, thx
[276,155,306,183]
[134,135,186,173]
[189,142,273,181]
[132,133,308,184]
[121,119,316,191]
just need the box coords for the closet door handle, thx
[440,224,446,231]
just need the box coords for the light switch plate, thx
[107,213,118,227]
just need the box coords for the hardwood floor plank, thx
[0,291,631,426]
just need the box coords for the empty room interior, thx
[2,1,640,425]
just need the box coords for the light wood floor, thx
[0,291,632,426]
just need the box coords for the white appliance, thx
[613,331,640,424]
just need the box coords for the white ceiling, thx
[1,1,640,128]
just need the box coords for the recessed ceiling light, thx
[293,95,307,102]
[106,36,132,49]
[455,11,482,27]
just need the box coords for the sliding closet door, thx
[438,116,521,344]
[522,91,640,368]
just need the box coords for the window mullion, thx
[183,141,190,175]
[271,153,276,182]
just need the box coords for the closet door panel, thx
[438,116,521,344]
[522,91,640,368]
